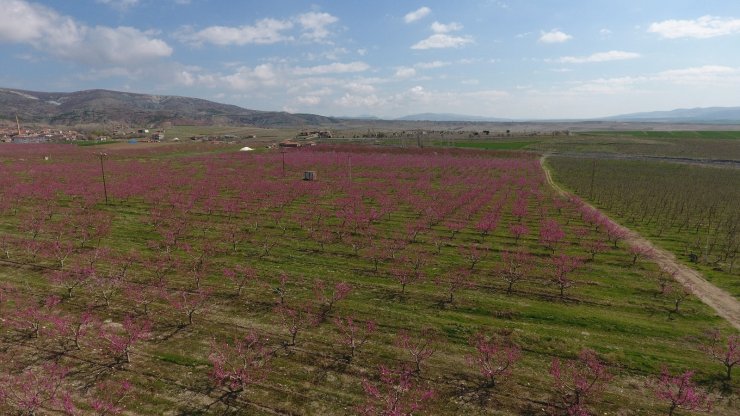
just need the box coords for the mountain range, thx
[0,88,337,127]
[603,107,740,123]
[395,113,511,122]
[2,87,740,126]
[395,108,740,123]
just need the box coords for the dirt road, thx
[540,155,740,330]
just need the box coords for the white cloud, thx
[431,21,463,34]
[658,65,733,76]
[648,15,740,39]
[395,67,416,78]
[570,76,642,94]
[411,34,473,49]
[160,47,727,119]
[70,26,173,65]
[96,0,139,11]
[344,82,376,94]
[174,70,196,86]
[0,0,67,44]
[307,87,333,96]
[655,65,739,84]
[178,11,339,46]
[321,64,740,119]
[555,50,641,64]
[567,65,740,96]
[538,29,572,43]
[0,0,171,65]
[222,64,279,90]
[412,20,471,49]
[404,6,431,23]
[409,85,425,95]
[283,75,351,94]
[296,95,321,105]
[297,12,338,41]
[599,28,612,36]
[304,47,348,61]
[397,86,509,109]
[178,18,294,46]
[415,60,450,69]
[77,61,207,85]
[336,93,384,108]
[292,61,370,75]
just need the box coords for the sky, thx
[3,0,740,119]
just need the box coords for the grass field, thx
[0,143,736,415]
[527,131,740,160]
[380,129,740,161]
[548,157,740,299]
[164,125,295,142]
[585,130,740,140]
[438,141,537,150]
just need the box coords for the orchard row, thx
[0,144,736,415]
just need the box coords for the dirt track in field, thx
[540,155,740,330]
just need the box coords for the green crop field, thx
[163,125,294,142]
[523,131,740,160]
[442,141,537,150]
[586,130,740,140]
[0,143,736,415]
[385,129,740,160]
[548,157,740,299]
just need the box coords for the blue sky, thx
[3,0,740,119]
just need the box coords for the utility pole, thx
[99,153,109,204]
[281,148,286,176]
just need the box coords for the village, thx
[0,121,83,143]
[0,119,332,148]
[0,119,173,144]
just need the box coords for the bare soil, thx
[541,155,740,330]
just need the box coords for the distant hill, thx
[605,107,740,123]
[396,113,511,122]
[0,88,338,127]
[6,87,739,127]
[335,115,381,120]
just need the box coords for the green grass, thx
[155,352,208,367]
[164,125,294,141]
[0,144,736,415]
[442,140,537,150]
[75,140,118,146]
[523,131,740,160]
[548,156,740,298]
[585,130,740,140]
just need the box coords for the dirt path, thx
[540,155,740,330]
